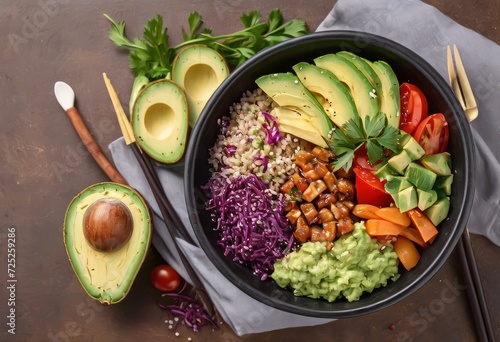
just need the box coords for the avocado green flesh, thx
[63,182,152,305]
[336,51,383,97]
[132,79,189,164]
[256,72,333,145]
[371,60,401,129]
[421,152,452,176]
[172,45,230,127]
[271,107,329,147]
[292,62,358,129]
[424,197,450,226]
[314,54,378,123]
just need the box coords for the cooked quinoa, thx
[208,88,302,193]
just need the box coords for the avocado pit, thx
[83,198,133,252]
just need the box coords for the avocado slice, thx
[132,79,189,164]
[63,182,152,305]
[369,60,401,129]
[292,62,359,129]
[271,107,330,147]
[172,44,230,127]
[256,72,333,145]
[314,54,378,124]
[336,51,383,98]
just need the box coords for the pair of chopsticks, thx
[102,73,216,319]
[447,45,495,342]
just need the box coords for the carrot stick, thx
[366,219,406,237]
[375,207,411,227]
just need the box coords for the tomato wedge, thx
[353,167,392,207]
[399,82,428,134]
[412,113,449,156]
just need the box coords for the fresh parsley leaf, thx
[104,9,309,80]
[364,111,386,138]
[240,11,262,28]
[183,12,203,41]
[377,125,400,152]
[332,150,355,172]
[366,140,384,163]
[343,116,365,143]
[330,128,356,155]
[328,112,401,172]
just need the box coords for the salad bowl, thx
[184,31,475,317]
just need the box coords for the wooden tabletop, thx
[1,0,499,341]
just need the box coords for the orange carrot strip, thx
[393,236,420,271]
[353,204,380,220]
[375,207,411,227]
[406,209,438,243]
[400,227,427,248]
[366,219,406,237]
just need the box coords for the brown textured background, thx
[0,0,499,341]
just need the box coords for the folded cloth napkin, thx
[109,0,500,336]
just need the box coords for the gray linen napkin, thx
[109,0,500,336]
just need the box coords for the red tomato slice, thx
[399,82,428,134]
[353,167,393,207]
[353,144,377,171]
[412,113,449,156]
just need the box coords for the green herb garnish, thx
[329,112,400,172]
[104,10,308,80]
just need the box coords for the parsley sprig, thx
[104,10,308,80]
[329,112,400,172]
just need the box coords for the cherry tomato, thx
[150,265,182,292]
[412,113,449,156]
[399,83,428,135]
[353,167,393,207]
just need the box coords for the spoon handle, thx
[65,106,127,185]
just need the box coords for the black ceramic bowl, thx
[184,31,475,318]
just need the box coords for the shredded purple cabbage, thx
[205,174,294,280]
[223,145,237,157]
[253,154,269,172]
[159,292,218,332]
[261,111,282,145]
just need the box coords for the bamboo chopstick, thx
[446,45,494,341]
[102,73,216,318]
[458,233,495,341]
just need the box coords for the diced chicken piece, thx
[294,216,311,243]
[318,207,334,223]
[286,208,302,225]
[323,172,337,192]
[302,179,327,202]
[300,202,318,224]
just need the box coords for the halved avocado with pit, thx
[63,182,152,305]
[132,79,189,164]
[172,44,230,127]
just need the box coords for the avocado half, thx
[172,44,230,127]
[63,182,152,305]
[132,79,189,164]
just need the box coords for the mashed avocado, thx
[271,222,400,302]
